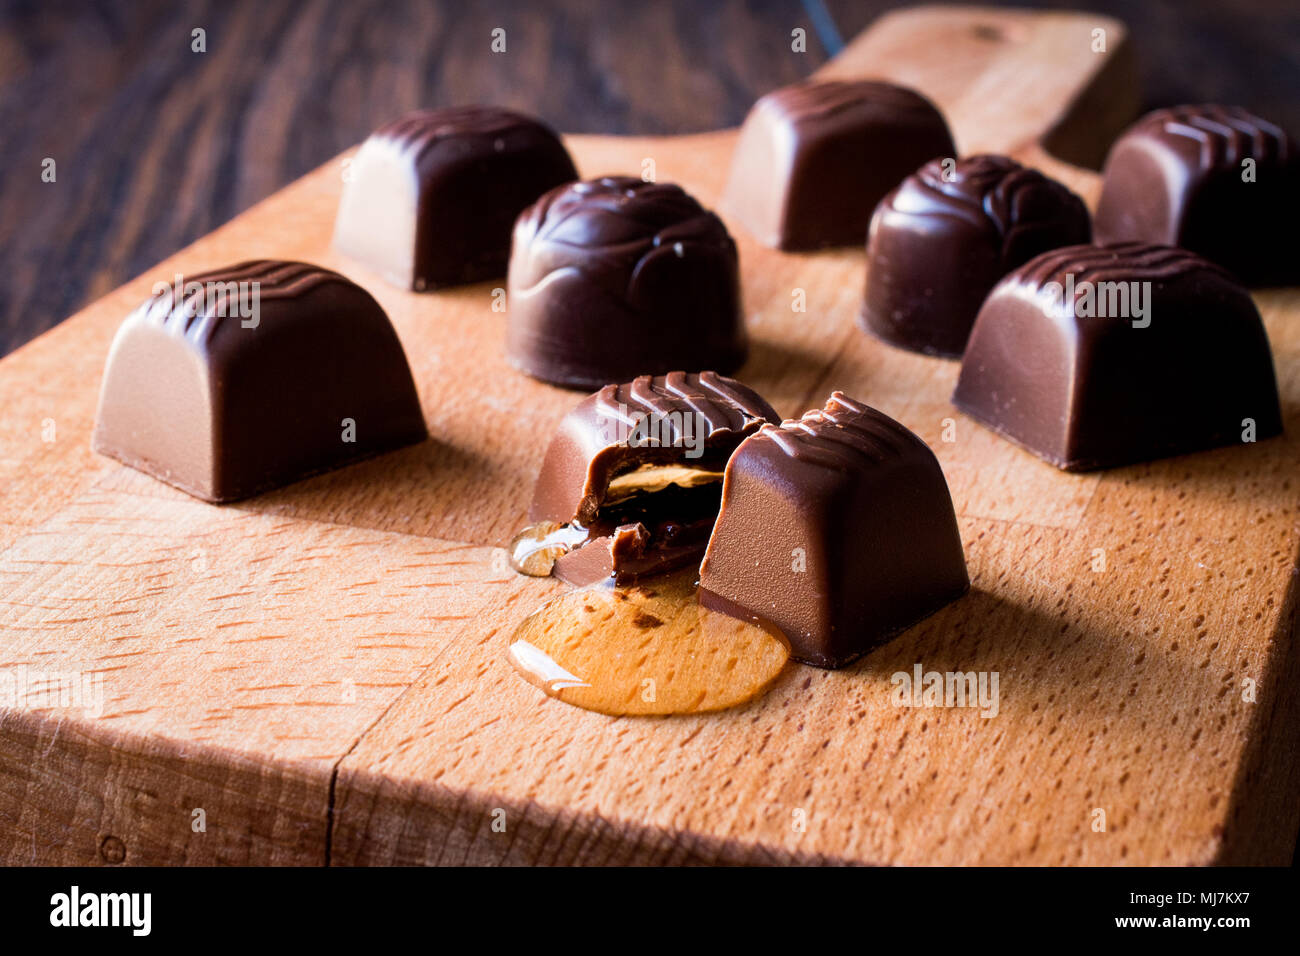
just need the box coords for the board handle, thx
[814,5,1139,197]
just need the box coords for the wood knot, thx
[99,835,126,864]
[971,23,1006,42]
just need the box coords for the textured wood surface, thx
[1,6,1298,866]
[4,0,1300,358]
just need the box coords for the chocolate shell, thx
[505,178,747,390]
[699,392,969,668]
[723,79,956,250]
[333,106,578,290]
[861,154,1091,357]
[953,243,1283,471]
[526,371,780,585]
[1094,105,1299,286]
[92,260,427,502]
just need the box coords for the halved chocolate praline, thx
[514,371,780,586]
[699,392,969,668]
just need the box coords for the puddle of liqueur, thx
[506,568,790,716]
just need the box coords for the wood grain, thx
[3,0,1299,358]
[0,6,1297,866]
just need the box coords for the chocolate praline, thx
[699,391,969,668]
[505,177,747,390]
[860,154,1091,358]
[953,242,1283,470]
[93,261,427,502]
[333,106,577,290]
[1094,105,1299,286]
[723,79,956,250]
[522,371,780,586]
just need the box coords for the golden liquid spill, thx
[507,568,789,716]
[508,520,588,577]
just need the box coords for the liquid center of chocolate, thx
[508,466,725,583]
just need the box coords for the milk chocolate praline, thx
[93,261,427,502]
[861,154,1091,357]
[1094,105,1299,286]
[723,79,956,250]
[953,242,1282,470]
[333,106,577,290]
[506,178,747,390]
[699,392,968,667]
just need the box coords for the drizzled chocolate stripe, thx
[1142,105,1292,168]
[1015,242,1231,289]
[758,392,920,470]
[592,372,772,442]
[137,260,345,340]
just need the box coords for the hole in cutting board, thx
[970,23,1007,43]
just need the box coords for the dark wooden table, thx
[1,0,1297,357]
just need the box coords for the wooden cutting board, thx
[2,5,1297,866]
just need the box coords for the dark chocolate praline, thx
[1094,105,1299,286]
[506,178,747,390]
[723,79,956,250]
[861,154,1091,358]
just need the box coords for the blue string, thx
[800,0,846,57]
